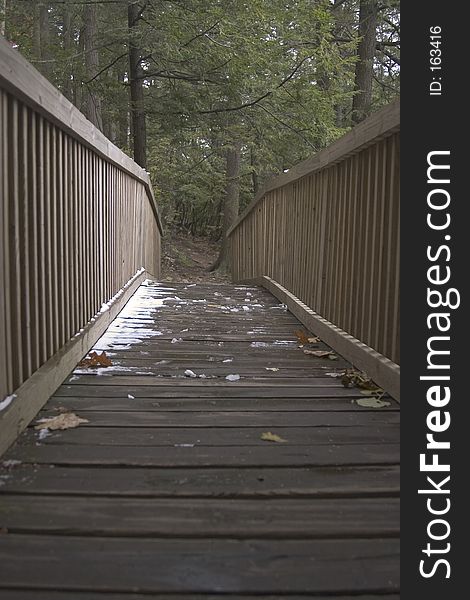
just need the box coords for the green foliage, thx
[4,0,399,238]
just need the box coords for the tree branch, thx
[84,52,127,84]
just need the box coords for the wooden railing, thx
[229,100,400,369]
[0,38,162,452]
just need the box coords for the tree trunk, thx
[62,3,74,101]
[117,70,129,149]
[83,4,103,130]
[33,4,52,80]
[0,0,6,37]
[211,142,242,273]
[128,1,147,168]
[352,0,378,124]
[250,147,259,196]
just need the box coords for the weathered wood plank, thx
[0,496,399,537]
[6,443,400,466]
[45,396,398,412]
[33,410,400,427]
[60,376,356,388]
[0,536,399,593]
[0,465,400,498]
[54,384,379,398]
[20,424,399,448]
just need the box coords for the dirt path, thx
[161,229,230,283]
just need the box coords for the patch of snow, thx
[184,369,197,378]
[180,328,189,332]
[128,394,135,399]
[0,394,16,412]
[174,443,195,447]
[242,306,250,311]
[171,337,183,344]
[38,428,51,441]
[225,374,240,382]
[2,459,21,468]
[250,341,268,348]
[222,358,233,363]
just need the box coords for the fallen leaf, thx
[35,412,89,431]
[226,374,240,381]
[294,330,310,345]
[304,350,335,358]
[265,367,280,372]
[308,336,320,343]
[261,431,288,443]
[355,397,391,408]
[78,351,112,368]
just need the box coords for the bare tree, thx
[62,1,74,101]
[211,142,242,272]
[83,3,103,130]
[352,0,378,124]
[33,3,52,80]
[128,1,147,168]
[0,0,6,37]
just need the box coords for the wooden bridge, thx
[0,37,400,597]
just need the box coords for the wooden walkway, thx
[0,280,400,597]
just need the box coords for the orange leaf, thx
[294,330,310,345]
[78,351,113,368]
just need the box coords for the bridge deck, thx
[0,280,399,597]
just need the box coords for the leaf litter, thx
[261,431,288,443]
[78,351,112,368]
[35,412,89,431]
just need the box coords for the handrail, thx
[0,37,163,234]
[229,99,399,236]
[229,100,400,375]
[0,38,162,454]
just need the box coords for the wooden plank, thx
[21,424,399,447]
[6,443,400,466]
[0,536,399,594]
[54,385,376,399]
[0,496,399,537]
[45,396,398,412]
[33,410,400,428]
[60,376,357,388]
[0,464,400,497]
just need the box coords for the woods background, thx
[0,0,399,269]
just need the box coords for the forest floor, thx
[160,228,230,283]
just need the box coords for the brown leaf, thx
[35,412,89,431]
[294,330,310,345]
[304,350,335,358]
[261,431,288,443]
[79,351,113,368]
